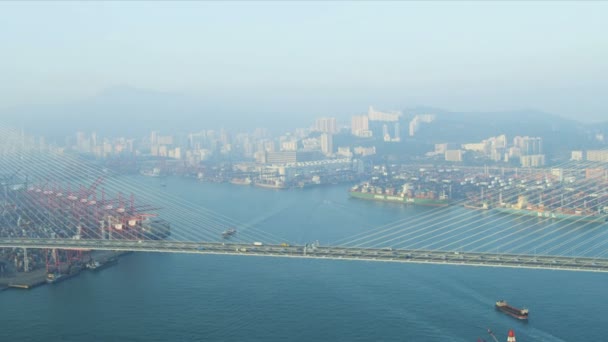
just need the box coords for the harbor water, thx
[1,177,606,341]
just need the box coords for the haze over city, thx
[2,2,608,342]
[1,1,607,130]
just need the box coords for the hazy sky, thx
[1,2,607,121]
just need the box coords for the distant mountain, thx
[0,86,312,139]
[1,86,198,138]
[2,87,604,154]
[404,108,593,155]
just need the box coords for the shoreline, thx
[0,250,127,291]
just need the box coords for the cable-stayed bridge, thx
[2,238,608,273]
[1,126,608,275]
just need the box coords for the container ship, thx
[254,179,287,189]
[495,300,529,320]
[495,196,607,223]
[349,184,449,207]
[463,202,490,210]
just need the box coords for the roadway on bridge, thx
[1,238,608,273]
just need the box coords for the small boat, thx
[495,300,529,320]
[222,228,237,239]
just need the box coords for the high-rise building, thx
[520,154,545,167]
[337,147,353,158]
[368,106,400,122]
[382,124,390,141]
[445,149,463,162]
[281,141,298,151]
[351,115,371,137]
[587,150,608,162]
[571,150,584,161]
[491,134,507,149]
[314,117,338,134]
[253,128,269,139]
[91,132,97,149]
[157,135,173,146]
[354,146,376,156]
[394,122,400,141]
[513,136,542,155]
[435,143,448,154]
[408,114,435,136]
[320,133,333,155]
[150,131,158,146]
[266,151,297,164]
[76,131,89,152]
[462,143,487,153]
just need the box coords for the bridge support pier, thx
[23,247,29,272]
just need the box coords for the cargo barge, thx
[495,300,529,320]
[230,177,252,186]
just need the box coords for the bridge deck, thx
[2,238,608,273]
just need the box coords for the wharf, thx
[0,250,125,291]
[0,268,47,289]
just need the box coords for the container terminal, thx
[349,165,608,221]
[0,174,170,289]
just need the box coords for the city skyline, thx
[2,2,608,342]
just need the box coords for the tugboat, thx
[46,272,64,284]
[86,257,118,271]
[482,328,515,342]
[85,259,101,270]
[46,264,82,284]
[222,228,237,239]
[507,329,516,342]
[495,300,529,320]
